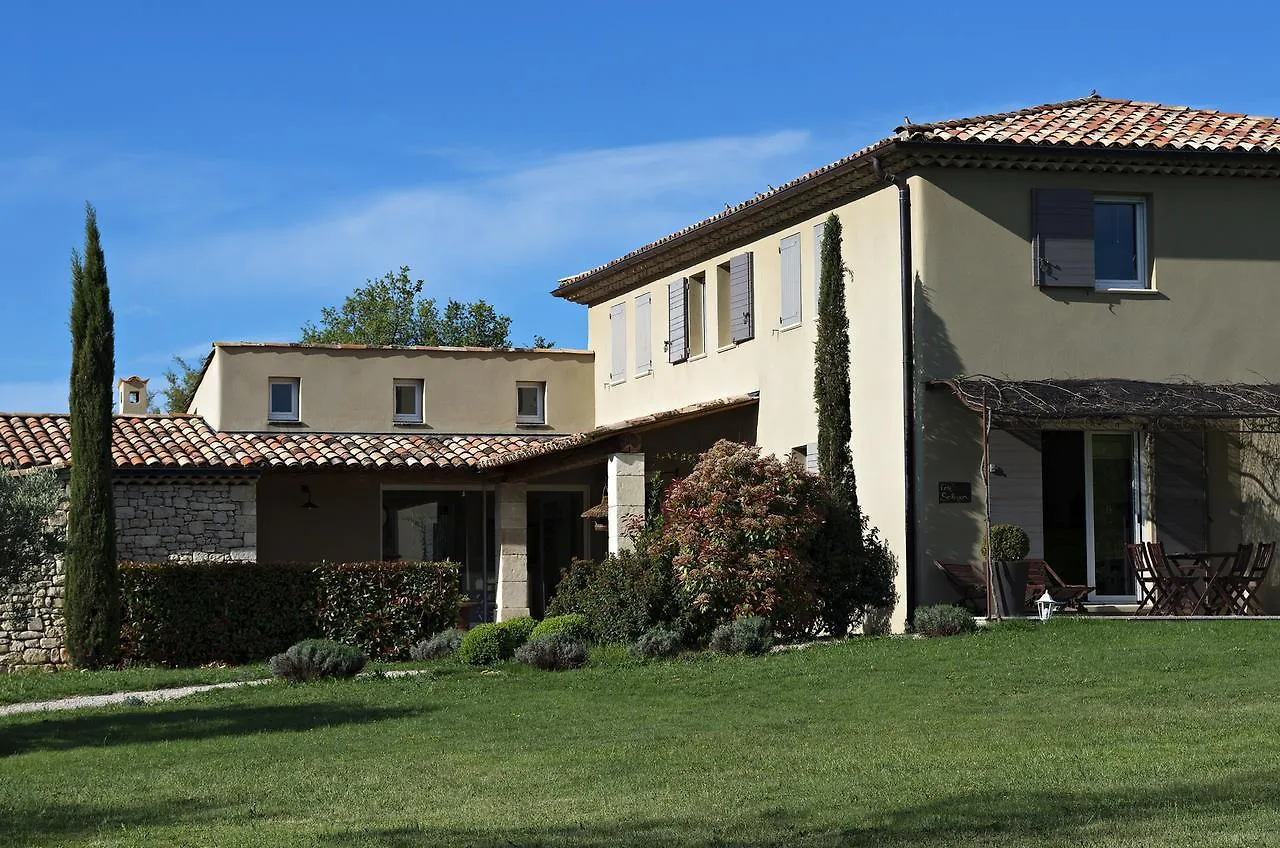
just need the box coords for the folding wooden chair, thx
[933,560,988,614]
[1195,544,1252,615]
[1127,543,1165,615]
[1213,543,1274,615]
[1028,559,1093,612]
[1147,542,1202,615]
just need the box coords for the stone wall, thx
[2,476,258,670]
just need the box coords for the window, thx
[635,293,652,375]
[609,303,626,383]
[127,390,140,404]
[1032,189,1149,290]
[728,252,755,342]
[268,377,300,422]
[393,379,423,423]
[779,234,801,328]
[1093,196,1147,290]
[516,381,546,424]
[716,261,733,348]
[687,272,706,357]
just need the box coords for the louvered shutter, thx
[1154,432,1208,554]
[729,252,754,342]
[780,234,801,327]
[813,222,826,313]
[635,293,652,374]
[609,303,626,382]
[667,278,688,364]
[805,443,818,475]
[1033,189,1094,287]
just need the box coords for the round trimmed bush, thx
[913,604,977,637]
[982,524,1030,562]
[410,628,464,660]
[495,616,537,658]
[457,623,503,665]
[529,613,591,644]
[516,633,587,671]
[629,627,682,661]
[709,616,773,656]
[268,639,366,683]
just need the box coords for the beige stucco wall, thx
[586,184,910,629]
[195,345,594,434]
[913,167,1280,603]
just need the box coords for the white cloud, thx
[0,381,68,414]
[121,130,815,299]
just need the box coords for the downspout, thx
[873,156,919,623]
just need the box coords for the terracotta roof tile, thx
[0,413,554,473]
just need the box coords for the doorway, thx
[1041,431,1138,600]
[527,490,586,619]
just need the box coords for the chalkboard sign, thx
[938,482,972,504]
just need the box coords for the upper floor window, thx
[714,252,756,347]
[516,381,546,425]
[393,378,423,423]
[1094,196,1147,290]
[1033,189,1150,291]
[268,377,300,422]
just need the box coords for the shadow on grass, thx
[0,702,424,758]
[0,798,224,844]
[319,769,1280,847]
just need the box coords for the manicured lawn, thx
[3,620,1279,847]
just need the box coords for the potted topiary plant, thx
[981,524,1031,619]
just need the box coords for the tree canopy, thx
[300,266,552,348]
[159,355,203,413]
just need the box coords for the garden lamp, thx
[1036,590,1059,622]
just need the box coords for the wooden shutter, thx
[729,252,754,342]
[1033,189,1094,287]
[813,222,826,313]
[1154,432,1207,554]
[780,234,801,327]
[667,278,688,363]
[988,429,1045,558]
[609,303,626,382]
[635,293,652,374]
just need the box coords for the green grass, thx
[0,664,272,705]
[3,620,1279,846]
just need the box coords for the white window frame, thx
[268,377,300,422]
[393,378,424,423]
[516,381,546,425]
[1093,195,1148,291]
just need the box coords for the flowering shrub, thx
[650,440,825,638]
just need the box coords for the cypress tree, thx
[65,203,120,668]
[813,213,864,636]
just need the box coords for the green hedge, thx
[119,560,460,666]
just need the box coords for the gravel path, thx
[0,668,434,718]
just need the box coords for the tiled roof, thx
[213,341,593,356]
[479,395,760,469]
[556,95,1280,297]
[0,413,554,473]
[897,95,1280,153]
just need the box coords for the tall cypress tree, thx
[813,213,864,636]
[65,203,120,668]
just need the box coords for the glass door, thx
[1086,433,1139,601]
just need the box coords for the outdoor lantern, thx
[1036,590,1059,622]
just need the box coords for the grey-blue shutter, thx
[667,278,688,364]
[813,222,826,314]
[635,293,652,374]
[609,303,626,382]
[779,234,801,327]
[1154,432,1208,554]
[1033,189,1094,287]
[729,252,754,342]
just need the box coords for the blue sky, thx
[3,1,1278,411]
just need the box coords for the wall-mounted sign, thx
[938,482,972,504]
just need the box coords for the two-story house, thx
[555,95,1280,628]
[8,95,1280,667]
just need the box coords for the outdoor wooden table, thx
[1165,551,1238,615]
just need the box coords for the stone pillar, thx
[495,482,529,621]
[607,452,645,554]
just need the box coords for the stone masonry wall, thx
[1,477,257,670]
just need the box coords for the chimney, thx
[118,376,150,415]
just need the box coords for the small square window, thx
[393,379,423,423]
[268,378,300,421]
[1094,196,1147,290]
[127,391,139,404]
[516,381,545,425]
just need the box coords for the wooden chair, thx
[1127,543,1165,615]
[1028,559,1093,612]
[1194,544,1251,615]
[1213,543,1274,615]
[934,560,988,614]
[1146,542,1201,615]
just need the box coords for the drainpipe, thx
[873,156,919,623]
